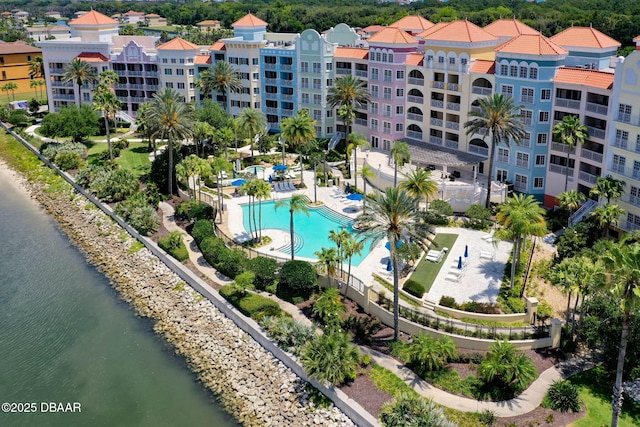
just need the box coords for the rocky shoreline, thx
[5,162,354,427]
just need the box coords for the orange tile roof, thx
[496,34,568,55]
[484,18,539,38]
[551,26,620,49]
[334,47,368,59]
[75,52,109,63]
[360,25,385,34]
[405,53,423,66]
[469,59,495,74]
[195,54,212,65]
[198,20,220,26]
[232,13,267,28]
[0,41,41,55]
[389,16,434,32]
[418,20,497,43]
[553,67,614,89]
[69,10,118,26]
[124,10,144,16]
[634,35,640,42]
[209,41,226,51]
[367,27,417,44]
[157,37,200,51]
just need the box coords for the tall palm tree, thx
[556,190,586,227]
[342,236,364,296]
[355,188,434,340]
[590,175,626,204]
[194,69,216,101]
[280,109,316,186]
[552,115,588,192]
[253,179,272,242]
[175,154,211,201]
[142,88,195,195]
[211,61,241,114]
[62,58,98,107]
[464,94,526,209]
[601,243,640,427]
[275,194,309,260]
[30,79,45,100]
[1,82,17,101]
[400,168,438,210]
[495,194,547,289]
[92,85,121,161]
[390,141,411,188]
[237,108,267,160]
[591,203,624,238]
[315,247,340,288]
[346,133,369,191]
[327,74,370,166]
[29,55,45,79]
[328,228,350,277]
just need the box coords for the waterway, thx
[0,175,239,426]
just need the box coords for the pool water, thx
[244,165,266,176]
[241,200,368,266]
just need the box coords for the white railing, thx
[580,148,603,163]
[430,118,443,127]
[431,100,444,108]
[569,198,597,227]
[578,171,598,184]
[429,136,442,145]
[555,98,581,110]
[587,126,606,140]
[407,96,423,104]
[472,86,492,95]
[468,145,488,156]
[408,78,424,85]
[407,130,422,140]
[586,102,608,116]
[447,102,460,111]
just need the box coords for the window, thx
[313,78,321,89]
[627,213,640,230]
[383,140,391,151]
[383,87,392,100]
[510,65,518,77]
[618,104,632,122]
[370,68,379,80]
[438,56,445,63]
[497,169,508,182]
[176,69,184,75]
[383,104,392,117]
[522,109,533,126]
[253,58,259,65]
[461,58,468,65]
[537,133,548,145]
[313,94,322,105]
[382,53,388,62]
[529,67,538,79]
[612,154,626,174]
[162,58,168,64]
[189,82,194,89]
[301,77,309,88]
[521,88,534,104]
[370,102,378,115]
[253,87,260,94]
[301,93,309,104]
[396,105,404,115]
[541,89,551,101]
[516,152,529,169]
[327,126,333,134]
[535,155,546,166]
[241,72,249,80]
[1,71,4,80]
[326,79,332,87]
[300,62,309,73]
[171,58,176,64]
[396,70,404,79]
[383,69,392,82]
[383,122,391,134]
[396,88,404,97]
[179,58,185,64]
[326,63,332,71]
[370,85,379,98]
[449,57,456,65]
[164,68,172,75]
[427,55,434,62]
[500,64,508,75]
[515,174,528,191]
[188,69,194,76]
[396,123,404,132]
[520,66,528,78]
[501,85,513,97]
[165,82,173,88]
[252,72,259,80]
[371,135,379,148]
[312,62,321,73]
[371,118,378,131]
[498,148,509,163]
[539,111,550,122]
[177,82,185,89]
[533,177,544,188]
[26,55,31,62]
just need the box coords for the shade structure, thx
[231,179,247,186]
[464,245,469,258]
[385,240,404,250]
[273,164,288,171]
[386,258,393,271]
[346,193,364,201]
[457,256,462,269]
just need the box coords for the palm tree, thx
[390,141,411,188]
[62,58,98,107]
[275,194,309,260]
[464,94,526,209]
[30,79,45,100]
[315,247,340,288]
[381,393,456,427]
[556,190,587,227]
[327,74,370,166]
[1,82,17,101]
[552,115,588,192]
[342,236,364,296]
[192,121,214,157]
[355,188,434,340]
[175,154,211,201]
[346,133,369,191]
[400,168,438,210]
[328,228,350,277]
[478,340,537,393]
[237,108,267,160]
[360,164,376,212]
[142,88,195,195]
[210,61,241,113]
[495,194,547,289]
[92,86,121,161]
[301,332,360,386]
[590,175,625,204]
[404,334,457,372]
[601,243,640,427]
[194,68,216,101]
[29,55,45,79]
[591,203,624,238]
[280,109,316,186]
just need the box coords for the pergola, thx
[401,138,488,180]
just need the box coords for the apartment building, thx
[0,41,42,97]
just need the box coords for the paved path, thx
[158,202,597,418]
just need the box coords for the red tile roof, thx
[389,16,434,33]
[232,13,267,28]
[157,37,200,51]
[551,26,620,49]
[553,67,614,89]
[0,41,41,55]
[469,59,495,74]
[69,10,118,26]
[418,20,497,43]
[405,53,423,66]
[484,18,539,38]
[495,34,568,55]
[334,47,368,59]
[195,54,211,65]
[209,41,226,51]
[367,27,418,44]
[75,52,109,63]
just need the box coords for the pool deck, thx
[223,164,513,304]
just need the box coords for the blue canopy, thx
[346,193,364,201]
[385,240,404,250]
[273,164,288,171]
[386,258,393,271]
[231,179,247,186]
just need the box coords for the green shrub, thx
[506,297,526,313]
[55,152,83,171]
[214,247,248,279]
[219,285,282,319]
[403,279,426,298]
[259,316,315,355]
[479,409,496,426]
[423,211,450,226]
[278,260,317,298]
[247,256,278,290]
[90,168,139,202]
[430,199,453,216]
[461,218,492,230]
[113,139,129,150]
[439,296,458,309]
[120,204,159,235]
[199,235,227,265]
[459,301,500,314]
[191,219,214,244]
[302,332,360,386]
[542,380,581,412]
[158,231,189,262]
[42,141,86,161]
[466,204,491,220]
[176,200,213,221]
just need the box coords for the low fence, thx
[4,126,379,427]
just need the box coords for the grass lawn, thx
[569,367,640,427]
[409,233,458,293]
[86,141,151,178]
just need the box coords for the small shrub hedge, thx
[278,260,317,298]
[219,285,283,320]
[437,296,500,314]
[403,279,426,298]
[542,380,582,413]
[422,211,450,226]
[158,231,189,262]
[55,152,83,171]
[191,219,214,244]
[247,256,278,290]
[439,296,457,308]
[176,200,214,221]
[430,199,453,216]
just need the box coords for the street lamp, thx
[377,163,381,190]
[313,159,317,204]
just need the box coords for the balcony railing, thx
[447,102,460,111]
[470,106,481,113]
[264,78,276,84]
[468,145,488,156]
[549,164,574,175]
[265,93,278,100]
[431,100,444,108]
[282,94,293,100]
[264,64,276,69]
[430,118,443,127]
[408,77,424,86]
[51,81,73,88]
[472,86,492,96]
[445,121,460,130]
[580,148,603,163]
[616,112,631,123]
[281,64,292,70]
[266,107,278,113]
[407,130,422,140]
[586,102,608,116]
[52,94,75,100]
[587,126,606,140]
[627,195,640,208]
[555,98,581,110]
[447,83,459,91]
[578,171,598,184]
[621,219,640,233]
[407,95,423,104]
[607,163,640,179]
[355,70,367,77]
[407,113,422,121]
[445,139,458,149]
[336,68,351,75]
[282,80,293,86]
[551,141,576,153]
[355,118,367,126]
[613,138,628,150]
[433,81,445,89]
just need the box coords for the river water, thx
[0,177,239,426]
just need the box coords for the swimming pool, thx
[241,200,368,266]
[243,165,267,177]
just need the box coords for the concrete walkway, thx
[158,202,597,418]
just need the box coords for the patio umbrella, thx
[346,193,364,201]
[385,241,404,250]
[268,175,273,184]
[464,245,469,258]
[232,170,236,178]
[345,182,351,193]
[457,256,462,269]
[273,164,288,171]
[386,258,393,271]
[254,166,258,175]
[231,179,246,186]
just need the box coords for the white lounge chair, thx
[444,273,460,282]
[482,230,497,242]
[479,250,495,260]
[287,181,296,191]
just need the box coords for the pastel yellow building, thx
[0,41,43,98]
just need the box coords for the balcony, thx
[620,218,640,232]
[445,139,458,149]
[429,136,442,145]
[282,109,293,116]
[408,77,424,86]
[549,164,574,175]
[613,138,628,150]
[578,171,598,184]
[472,86,492,96]
[407,95,423,104]
[383,111,392,118]
[468,145,489,156]
[264,64,276,70]
[265,93,278,100]
[447,83,459,91]
[407,130,423,140]
[144,71,158,77]
[52,93,75,100]
[580,147,603,163]
[555,98,581,110]
[281,64,292,70]
[445,121,460,130]
[431,100,444,108]
[336,68,351,75]
[49,67,64,74]
[551,141,576,153]
[264,78,276,84]
[586,102,608,116]
[433,81,445,89]
[627,195,640,208]
[282,94,293,100]
[266,107,278,113]
[407,113,422,121]
[470,106,481,114]
[355,70,367,78]
[355,118,367,126]
[51,81,73,88]
[607,163,640,179]
[281,80,293,87]
[430,118,443,127]
[447,102,460,111]
[587,126,606,140]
